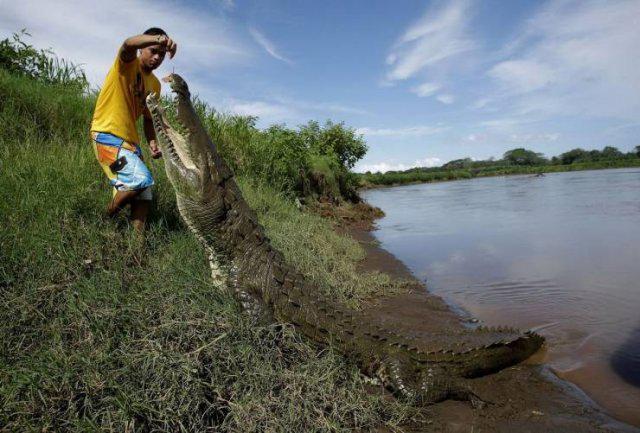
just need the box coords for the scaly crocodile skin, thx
[146,74,544,405]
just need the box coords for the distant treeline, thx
[359,146,640,187]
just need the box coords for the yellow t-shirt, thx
[90,54,161,145]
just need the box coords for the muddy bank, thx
[346,226,638,433]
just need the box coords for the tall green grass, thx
[241,179,403,309]
[0,30,87,89]
[0,61,415,431]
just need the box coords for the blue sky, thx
[2,0,639,172]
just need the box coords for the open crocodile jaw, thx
[147,74,545,405]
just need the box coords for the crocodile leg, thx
[417,368,487,409]
[383,360,486,408]
[230,263,274,323]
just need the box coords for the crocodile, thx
[146,74,545,405]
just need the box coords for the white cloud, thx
[0,0,250,86]
[219,96,366,126]
[488,60,555,93]
[466,133,486,142]
[436,94,455,104]
[249,27,293,65]
[355,157,442,173]
[414,156,443,167]
[220,0,235,11]
[1,0,363,129]
[411,82,441,97]
[471,97,492,110]
[288,100,367,116]
[356,125,448,137]
[322,104,367,115]
[463,129,560,150]
[385,0,475,82]
[487,0,640,120]
[226,99,298,122]
[509,133,560,143]
[480,117,539,131]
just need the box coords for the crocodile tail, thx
[460,329,545,377]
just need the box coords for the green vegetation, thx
[503,148,547,166]
[360,146,640,187]
[179,102,366,203]
[0,30,87,89]
[169,98,366,202]
[0,34,415,431]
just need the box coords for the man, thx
[90,28,177,232]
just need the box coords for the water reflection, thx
[362,168,640,425]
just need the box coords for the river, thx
[362,168,640,426]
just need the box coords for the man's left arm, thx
[144,109,162,159]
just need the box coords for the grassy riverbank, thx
[0,58,415,431]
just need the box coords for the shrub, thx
[0,30,87,89]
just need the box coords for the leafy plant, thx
[0,30,87,88]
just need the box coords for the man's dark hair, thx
[143,27,167,37]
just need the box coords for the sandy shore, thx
[345,225,639,433]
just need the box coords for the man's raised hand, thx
[157,35,177,59]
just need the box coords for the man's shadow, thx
[611,324,640,388]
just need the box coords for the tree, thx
[299,120,367,169]
[588,149,602,161]
[503,148,547,166]
[635,145,640,157]
[601,146,623,159]
[559,148,588,164]
[443,158,473,170]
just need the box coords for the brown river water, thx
[362,168,640,427]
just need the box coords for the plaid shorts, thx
[91,132,154,200]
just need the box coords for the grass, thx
[0,69,416,431]
[241,179,402,309]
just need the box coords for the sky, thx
[1,0,639,172]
